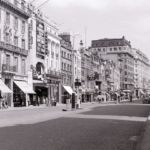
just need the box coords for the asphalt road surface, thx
[0,100,149,150]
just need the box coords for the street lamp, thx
[72,34,82,90]
[71,34,82,109]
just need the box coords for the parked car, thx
[143,97,150,104]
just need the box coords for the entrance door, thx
[5,79,11,106]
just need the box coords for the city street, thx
[0,100,150,150]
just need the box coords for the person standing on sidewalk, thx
[37,96,40,106]
[51,96,54,107]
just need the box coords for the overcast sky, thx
[33,0,150,59]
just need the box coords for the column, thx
[10,79,13,107]
[58,81,61,103]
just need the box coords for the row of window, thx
[93,46,127,52]
[3,11,26,33]
[61,76,71,85]
[62,63,72,71]
[0,30,25,49]
[61,51,72,59]
[5,55,25,74]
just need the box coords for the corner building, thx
[0,0,32,107]
[91,36,134,91]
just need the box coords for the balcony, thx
[0,41,28,56]
[46,69,61,79]
[0,0,31,19]
[2,64,17,73]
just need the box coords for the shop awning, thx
[140,89,145,95]
[105,92,110,97]
[0,79,12,93]
[14,81,36,94]
[63,86,73,95]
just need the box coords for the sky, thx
[31,0,150,59]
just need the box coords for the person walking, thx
[37,96,40,106]
[51,96,54,107]
[1,96,5,110]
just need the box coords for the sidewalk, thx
[0,98,139,112]
[139,113,150,150]
[0,103,66,111]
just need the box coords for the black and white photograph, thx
[0,0,150,149]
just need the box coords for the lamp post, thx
[72,34,82,90]
[71,34,82,109]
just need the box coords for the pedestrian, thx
[37,96,40,106]
[1,96,5,110]
[4,96,8,108]
[45,97,48,106]
[33,95,36,106]
[51,96,54,106]
[54,96,57,106]
[47,97,51,107]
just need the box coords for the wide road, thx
[0,100,150,150]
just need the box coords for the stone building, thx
[59,33,72,103]
[91,36,134,91]
[0,0,32,107]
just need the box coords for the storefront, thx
[13,80,36,107]
[33,78,61,103]
[1,72,14,107]
[62,86,73,103]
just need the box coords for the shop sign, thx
[28,70,33,89]
[30,65,44,80]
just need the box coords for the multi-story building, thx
[80,47,92,102]
[91,36,134,91]
[28,6,62,104]
[0,0,32,107]
[132,48,150,97]
[59,33,72,103]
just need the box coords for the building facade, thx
[0,0,31,107]
[91,36,134,91]
[59,33,72,103]
[28,5,62,104]
[132,48,150,97]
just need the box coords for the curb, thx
[139,116,150,150]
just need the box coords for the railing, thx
[2,64,17,72]
[0,41,28,56]
[46,69,61,78]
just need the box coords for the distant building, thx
[59,33,72,103]
[132,48,150,97]
[91,36,134,91]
